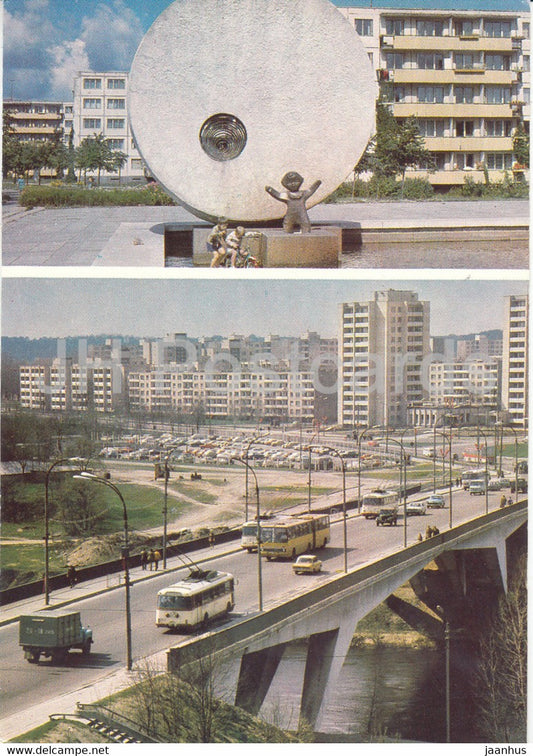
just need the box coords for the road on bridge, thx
[0,486,512,725]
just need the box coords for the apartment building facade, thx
[338,5,530,186]
[127,368,319,422]
[338,289,431,429]
[3,100,65,144]
[71,71,145,180]
[501,294,528,429]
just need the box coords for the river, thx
[259,641,476,743]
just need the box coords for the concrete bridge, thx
[167,502,527,732]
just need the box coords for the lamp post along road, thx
[322,446,347,572]
[234,457,263,612]
[44,457,89,606]
[74,472,133,671]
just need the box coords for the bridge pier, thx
[234,643,288,715]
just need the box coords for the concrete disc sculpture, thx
[128,0,377,223]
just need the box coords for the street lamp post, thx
[307,431,320,512]
[44,457,86,605]
[74,472,133,671]
[244,433,267,522]
[496,422,519,502]
[233,457,263,612]
[375,436,407,547]
[323,447,347,573]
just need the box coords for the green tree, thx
[512,121,529,168]
[3,109,21,180]
[75,133,125,185]
[55,478,107,536]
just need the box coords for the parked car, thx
[292,555,322,574]
[376,508,398,526]
[426,495,445,509]
[405,500,427,516]
[469,480,487,495]
[510,478,528,493]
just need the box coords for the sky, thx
[2,277,528,340]
[4,0,530,101]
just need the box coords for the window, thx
[485,86,510,104]
[418,119,445,137]
[83,98,101,109]
[523,23,530,39]
[83,78,101,89]
[385,18,404,36]
[131,158,143,169]
[385,53,404,70]
[107,78,126,89]
[64,105,73,115]
[393,87,407,102]
[64,120,73,130]
[83,118,101,129]
[416,19,444,37]
[417,52,444,70]
[485,119,512,137]
[484,20,511,38]
[456,120,474,137]
[455,86,474,103]
[418,86,444,103]
[106,138,124,150]
[456,152,475,169]
[486,153,513,169]
[107,118,125,129]
[107,98,125,110]
[485,54,510,71]
[454,53,476,70]
[454,19,476,37]
[523,56,530,73]
[355,19,373,36]
[523,88,530,104]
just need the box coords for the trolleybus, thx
[156,569,235,630]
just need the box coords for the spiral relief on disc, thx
[199,113,247,162]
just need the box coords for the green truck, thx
[19,610,93,664]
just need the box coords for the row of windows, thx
[83,118,125,129]
[392,85,517,103]
[415,118,514,137]
[385,52,518,71]
[83,77,126,89]
[83,98,125,109]
[383,18,515,38]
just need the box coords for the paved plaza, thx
[2,198,529,268]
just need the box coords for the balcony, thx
[385,35,514,53]
[423,136,512,151]
[391,102,513,118]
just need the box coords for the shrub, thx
[399,177,434,200]
[20,184,176,209]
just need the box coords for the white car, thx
[405,500,427,516]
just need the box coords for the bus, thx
[461,469,490,489]
[361,489,398,519]
[260,514,330,561]
[156,569,235,630]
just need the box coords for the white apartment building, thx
[501,294,528,428]
[20,361,125,413]
[71,71,144,180]
[127,368,317,421]
[338,289,430,429]
[337,5,530,186]
[456,333,503,360]
[428,359,500,407]
[20,365,50,410]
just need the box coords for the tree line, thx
[3,110,128,186]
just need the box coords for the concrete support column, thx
[234,643,287,715]
[299,629,339,729]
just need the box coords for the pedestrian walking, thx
[209,531,215,548]
[508,497,513,506]
[500,494,506,508]
[67,565,77,588]
[148,549,155,571]
[153,550,161,571]
[141,549,148,570]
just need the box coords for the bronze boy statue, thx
[265,172,321,234]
